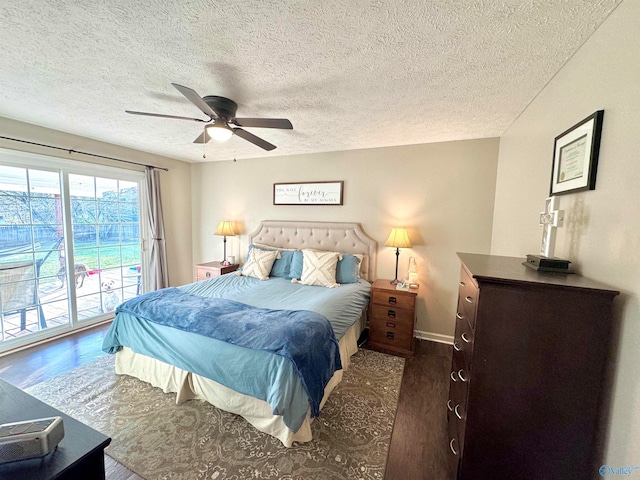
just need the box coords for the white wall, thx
[0,117,194,287]
[491,0,639,464]
[192,138,499,339]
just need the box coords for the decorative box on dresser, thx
[367,279,418,356]
[447,253,619,480]
[195,261,238,281]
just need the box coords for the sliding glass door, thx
[0,151,146,353]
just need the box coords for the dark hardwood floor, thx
[0,325,451,480]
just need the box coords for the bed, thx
[102,220,377,446]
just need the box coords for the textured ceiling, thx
[0,0,621,163]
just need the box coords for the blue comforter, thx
[104,287,341,418]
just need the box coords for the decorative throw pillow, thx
[246,245,295,278]
[296,249,342,288]
[336,253,363,284]
[237,248,280,281]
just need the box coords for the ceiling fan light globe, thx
[207,125,233,142]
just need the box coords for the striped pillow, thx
[237,248,280,281]
[298,249,342,288]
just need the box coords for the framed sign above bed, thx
[273,181,343,205]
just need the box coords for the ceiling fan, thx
[126,83,293,151]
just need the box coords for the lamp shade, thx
[384,227,411,249]
[214,221,236,237]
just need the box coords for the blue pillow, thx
[289,250,304,280]
[336,254,362,284]
[247,245,295,278]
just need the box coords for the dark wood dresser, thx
[447,253,618,480]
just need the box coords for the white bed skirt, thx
[114,317,363,447]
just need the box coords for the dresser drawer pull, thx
[459,281,465,287]
[456,312,463,320]
[458,369,468,382]
[388,296,397,305]
[453,342,461,352]
[450,371,457,382]
[465,295,473,304]
[454,404,464,420]
[387,310,396,318]
[447,400,454,411]
[386,322,396,328]
[205,271,211,278]
[386,332,395,339]
[449,438,459,455]
[461,332,471,343]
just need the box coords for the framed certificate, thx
[550,110,604,195]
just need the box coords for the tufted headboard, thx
[248,220,377,282]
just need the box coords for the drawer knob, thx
[458,369,468,382]
[455,404,464,420]
[465,295,473,304]
[453,342,461,352]
[461,332,471,343]
[387,310,396,318]
[459,281,465,287]
[447,400,454,411]
[388,296,397,304]
[386,332,395,339]
[386,322,396,328]
[205,271,211,278]
[449,438,459,455]
[456,312,463,320]
[450,371,457,382]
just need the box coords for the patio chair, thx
[0,260,46,331]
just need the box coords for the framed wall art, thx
[550,110,604,195]
[273,181,344,205]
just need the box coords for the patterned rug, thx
[26,349,404,480]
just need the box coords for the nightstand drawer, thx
[372,290,415,310]
[369,316,413,349]
[195,262,238,282]
[371,304,414,325]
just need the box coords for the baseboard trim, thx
[414,329,454,345]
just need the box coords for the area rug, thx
[26,349,404,480]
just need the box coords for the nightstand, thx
[367,279,418,356]
[195,261,239,281]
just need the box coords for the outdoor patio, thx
[1,267,140,341]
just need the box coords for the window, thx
[0,150,146,352]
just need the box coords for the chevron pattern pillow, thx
[298,249,342,288]
[238,247,280,281]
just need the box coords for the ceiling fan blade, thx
[171,83,218,118]
[233,128,276,151]
[232,118,293,129]
[125,110,207,122]
[193,129,211,144]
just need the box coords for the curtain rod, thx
[0,135,169,172]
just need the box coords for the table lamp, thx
[384,227,412,285]
[214,221,236,265]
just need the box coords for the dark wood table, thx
[0,378,111,480]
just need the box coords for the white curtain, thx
[145,167,169,290]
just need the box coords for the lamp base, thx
[221,260,231,266]
[390,278,400,285]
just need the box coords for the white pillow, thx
[237,248,280,281]
[298,249,342,288]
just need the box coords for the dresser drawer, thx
[372,290,415,310]
[371,304,414,325]
[458,267,479,330]
[454,305,474,370]
[196,266,221,281]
